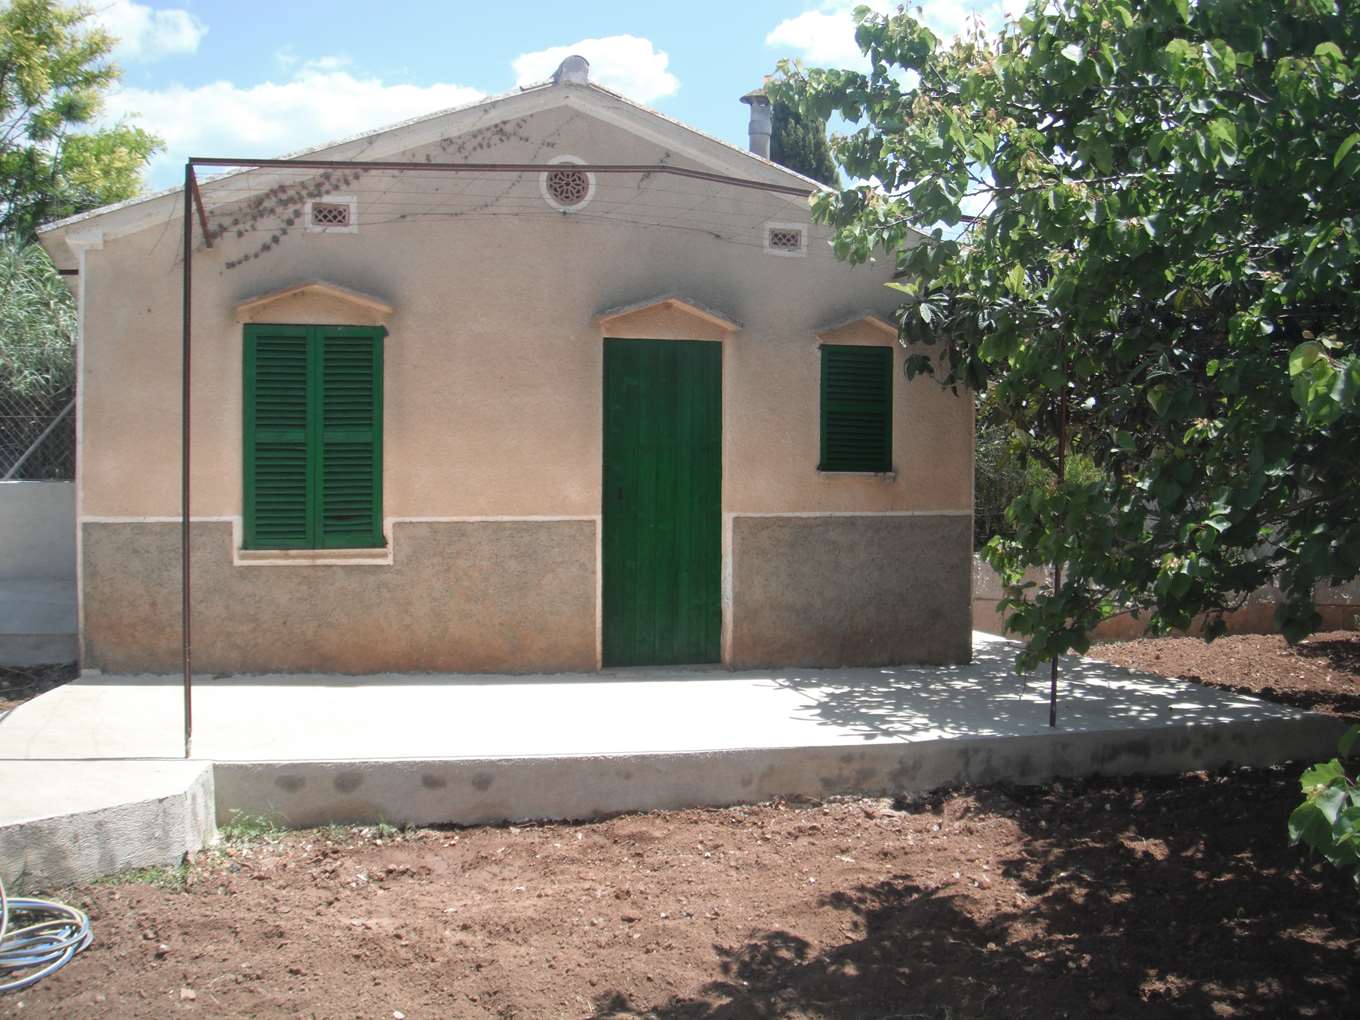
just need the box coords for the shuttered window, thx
[819,344,893,473]
[243,324,384,549]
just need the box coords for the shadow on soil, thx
[589,771,1357,1020]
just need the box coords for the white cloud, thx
[767,1,1019,69]
[512,35,678,103]
[766,7,878,68]
[105,64,484,188]
[89,0,207,63]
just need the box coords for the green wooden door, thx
[603,339,722,666]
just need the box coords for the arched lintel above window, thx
[234,280,395,326]
[594,294,741,341]
[814,312,898,345]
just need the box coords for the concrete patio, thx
[0,633,1343,887]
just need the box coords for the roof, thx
[38,72,829,267]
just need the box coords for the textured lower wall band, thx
[82,520,599,673]
[82,513,973,674]
[729,513,973,667]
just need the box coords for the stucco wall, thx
[75,105,970,522]
[729,514,973,667]
[0,481,75,580]
[65,96,975,673]
[83,520,597,673]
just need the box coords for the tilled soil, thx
[5,768,1356,1020]
[0,663,76,714]
[1092,630,1360,718]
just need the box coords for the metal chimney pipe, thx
[740,89,772,159]
[553,55,590,85]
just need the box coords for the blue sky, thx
[91,0,1015,190]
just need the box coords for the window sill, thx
[816,469,897,481]
[235,547,392,567]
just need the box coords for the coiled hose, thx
[0,872,93,993]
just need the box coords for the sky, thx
[88,0,1020,191]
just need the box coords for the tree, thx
[0,235,73,393]
[772,0,1360,673]
[0,0,160,241]
[770,96,838,186]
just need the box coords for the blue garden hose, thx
[0,872,93,993]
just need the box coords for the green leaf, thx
[1340,724,1360,758]
[1316,785,1349,825]
[1147,384,1171,416]
[1289,341,1325,378]
[1290,800,1331,846]
[1301,758,1346,791]
[1334,133,1360,169]
[1164,37,1193,68]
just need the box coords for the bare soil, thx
[5,637,1359,1017]
[0,662,76,714]
[4,767,1356,1020]
[1092,630,1360,718]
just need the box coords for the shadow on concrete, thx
[587,771,1358,1019]
[759,639,1297,746]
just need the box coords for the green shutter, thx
[819,344,893,472]
[243,324,384,550]
[318,327,383,548]
[244,326,312,548]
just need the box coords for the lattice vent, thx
[311,202,352,228]
[766,226,805,254]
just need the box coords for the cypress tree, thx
[769,97,838,187]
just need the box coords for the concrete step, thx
[0,760,216,891]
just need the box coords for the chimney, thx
[553,55,590,85]
[740,88,772,159]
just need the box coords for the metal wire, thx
[190,163,815,266]
[0,386,74,480]
[0,873,94,993]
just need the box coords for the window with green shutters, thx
[819,344,893,473]
[243,324,385,549]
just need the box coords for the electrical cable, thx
[0,872,93,993]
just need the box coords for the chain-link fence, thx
[0,384,75,480]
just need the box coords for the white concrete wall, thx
[0,481,75,580]
[972,554,1360,639]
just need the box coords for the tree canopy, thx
[769,96,839,186]
[0,0,160,241]
[773,0,1360,671]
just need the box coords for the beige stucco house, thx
[38,58,973,676]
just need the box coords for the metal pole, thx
[1049,342,1068,729]
[182,165,194,759]
[186,156,816,198]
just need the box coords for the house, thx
[37,57,974,675]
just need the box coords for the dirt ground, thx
[4,767,1356,1020]
[0,663,77,714]
[1092,630,1360,718]
[4,637,1358,1017]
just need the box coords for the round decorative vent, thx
[546,168,589,206]
[540,155,595,212]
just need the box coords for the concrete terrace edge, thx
[1,705,1342,888]
[212,710,1346,828]
[0,763,216,891]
